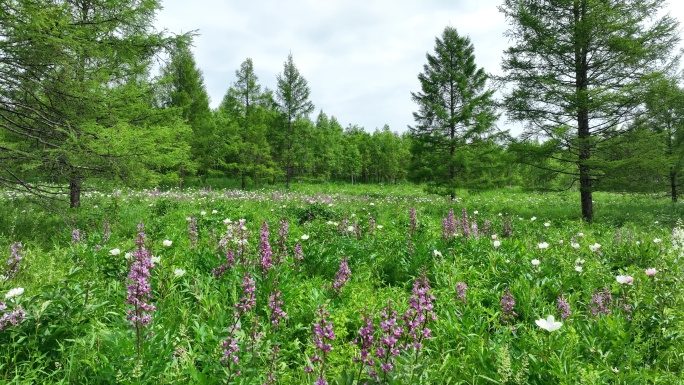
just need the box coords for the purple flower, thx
[557,294,571,320]
[589,288,613,317]
[409,207,418,236]
[187,216,198,250]
[259,222,274,273]
[125,223,156,357]
[403,273,437,349]
[456,282,468,304]
[0,304,26,330]
[329,257,351,296]
[442,209,456,240]
[269,285,287,329]
[500,288,517,324]
[235,272,256,314]
[71,229,83,244]
[309,307,335,384]
[3,242,24,282]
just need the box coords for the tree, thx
[409,26,499,199]
[275,53,315,188]
[499,0,680,221]
[158,41,215,183]
[0,0,189,208]
[218,58,275,189]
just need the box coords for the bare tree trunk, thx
[70,177,81,208]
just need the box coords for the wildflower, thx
[5,287,24,299]
[570,242,580,249]
[173,268,186,277]
[163,240,172,247]
[259,222,274,272]
[531,259,540,266]
[347,226,355,233]
[223,218,232,225]
[4,243,24,281]
[329,257,351,296]
[109,248,121,256]
[589,243,601,252]
[590,288,613,316]
[310,307,335,384]
[500,288,517,323]
[530,216,537,221]
[212,210,218,214]
[473,210,479,215]
[575,266,583,272]
[575,258,585,264]
[376,225,383,229]
[456,282,468,303]
[301,234,310,240]
[403,273,437,349]
[433,250,443,258]
[0,305,26,330]
[125,224,156,356]
[492,234,498,240]
[653,238,662,243]
[200,211,207,216]
[557,294,571,319]
[544,222,550,227]
[538,242,549,249]
[616,275,633,285]
[268,285,287,328]
[645,268,657,276]
[577,232,584,237]
[558,239,564,244]
[493,240,501,248]
[151,255,161,264]
[535,315,562,332]
[124,252,133,261]
[72,229,82,243]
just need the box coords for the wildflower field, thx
[1,185,684,384]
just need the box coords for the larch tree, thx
[499,0,680,221]
[409,26,499,199]
[275,53,314,189]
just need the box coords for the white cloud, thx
[155,0,683,135]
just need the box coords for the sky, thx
[154,0,684,135]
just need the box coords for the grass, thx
[0,184,683,384]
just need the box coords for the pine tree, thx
[275,53,315,188]
[409,26,499,199]
[499,0,680,220]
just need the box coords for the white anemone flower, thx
[493,240,501,248]
[535,315,562,332]
[173,268,186,277]
[5,287,24,299]
[589,243,601,252]
[109,248,121,256]
[163,240,172,247]
[538,242,549,250]
[531,259,541,266]
[301,234,310,240]
[616,275,633,285]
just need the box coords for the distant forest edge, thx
[0,0,682,221]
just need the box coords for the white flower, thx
[333,222,339,226]
[653,238,662,244]
[616,275,633,284]
[531,216,537,221]
[212,210,218,214]
[433,250,443,257]
[571,242,580,249]
[531,259,541,266]
[173,268,186,277]
[577,232,584,238]
[163,240,172,247]
[301,234,310,240]
[151,256,161,264]
[350,213,356,218]
[636,241,641,245]
[645,268,657,276]
[223,218,232,225]
[589,243,601,252]
[544,222,550,227]
[369,202,375,206]
[200,211,207,216]
[491,234,498,240]
[376,225,383,229]
[473,210,479,215]
[558,239,564,244]
[575,258,585,265]
[347,226,355,232]
[493,240,501,248]
[575,266,583,272]
[538,242,549,250]
[5,287,24,299]
[505,259,510,263]
[535,315,562,332]
[328,203,333,207]
[109,248,121,256]
[612,367,619,374]
[125,252,133,261]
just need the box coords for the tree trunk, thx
[70,177,81,208]
[241,169,246,190]
[671,168,677,202]
[575,0,593,222]
[286,119,292,189]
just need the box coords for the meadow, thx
[1,184,684,384]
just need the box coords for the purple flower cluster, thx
[456,282,468,304]
[368,217,375,235]
[259,222,274,273]
[500,288,517,324]
[461,208,470,238]
[4,242,24,282]
[269,287,287,329]
[221,325,241,369]
[557,294,571,320]
[235,272,256,315]
[125,224,156,356]
[187,216,198,250]
[442,209,456,240]
[590,288,613,317]
[0,302,26,330]
[377,306,403,376]
[403,273,437,349]
[352,309,376,378]
[308,307,335,385]
[293,243,303,266]
[212,249,236,279]
[329,257,351,296]
[409,207,417,236]
[71,229,83,244]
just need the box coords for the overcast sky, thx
[154,1,684,135]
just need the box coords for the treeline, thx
[1,0,683,221]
